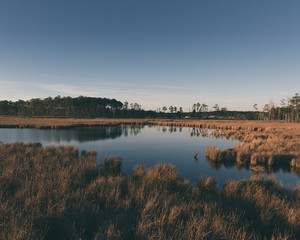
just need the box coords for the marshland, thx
[2,0,300,238]
[1,142,299,240]
[0,121,299,186]
[0,117,300,239]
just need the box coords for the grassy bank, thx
[204,121,300,170]
[0,143,299,239]
[1,116,300,130]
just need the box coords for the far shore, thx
[0,116,298,130]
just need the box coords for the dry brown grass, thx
[0,116,299,130]
[194,121,300,170]
[222,177,300,238]
[206,146,236,162]
[206,128,300,169]
[0,116,155,129]
[0,142,299,239]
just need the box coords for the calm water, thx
[0,125,299,186]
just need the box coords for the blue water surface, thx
[0,125,298,187]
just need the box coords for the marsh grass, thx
[222,177,300,239]
[0,143,299,239]
[206,124,300,173]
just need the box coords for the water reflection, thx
[73,125,144,142]
[63,126,126,142]
[206,157,299,177]
[0,126,298,186]
[184,128,300,178]
[72,125,144,142]
[0,125,144,144]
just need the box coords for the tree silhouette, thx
[201,103,208,112]
[192,104,196,111]
[196,102,201,112]
[213,104,220,111]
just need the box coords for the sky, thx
[0,0,299,111]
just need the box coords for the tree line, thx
[253,93,300,122]
[159,93,299,122]
[0,93,299,121]
[0,96,156,118]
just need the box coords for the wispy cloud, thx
[37,83,98,96]
[42,74,198,92]
[0,80,27,88]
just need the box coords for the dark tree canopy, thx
[0,96,124,118]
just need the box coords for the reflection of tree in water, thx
[206,157,236,170]
[158,127,210,137]
[291,168,300,177]
[58,125,143,143]
[206,157,300,177]
[159,127,182,133]
[129,125,144,136]
[75,126,123,142]
[190,128,208,137]
[169,127,175,133]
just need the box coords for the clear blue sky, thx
[0,0,299,111]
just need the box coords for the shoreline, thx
[0,116,298,130]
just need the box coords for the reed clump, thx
[101,156,122,176]
[1,142,299,239]
[206,146,236,162]
[222,177,300,239]
[291,157,300,168]
[206,124,300,171]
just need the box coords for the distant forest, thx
[0,96,156,118]
[0,94,299,121]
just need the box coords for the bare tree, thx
[253,104,258,120]
[263,104,270,120]
[192,104,197,111]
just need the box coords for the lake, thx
[0,125,299,186]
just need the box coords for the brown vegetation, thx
[205,122,300,173]
[0,143,299,239]
[0,116,298,130]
